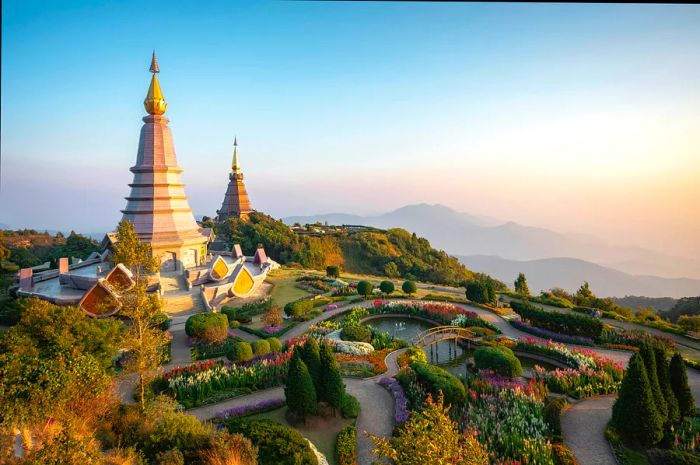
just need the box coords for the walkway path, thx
[561,396,617,465]
[188,348,405,465]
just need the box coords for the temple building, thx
[216,138,254,221]
[119,52,209,271]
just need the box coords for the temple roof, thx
[217,138,253,221]
[144,51,167,115]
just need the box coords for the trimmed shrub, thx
[267,337,283,353]
[227,341,253,362]
[655,346,680,424]
[357,280,374,297]
[551,444,578,465]
[511,300,603,339]
[671,352,696,419]
[402,280,417,295]
[151,311,171,331]
[326,265,340,278]
[411,362,466,406]
[285,349,317,421]
[466,281,494,304]
[225,418,318,465]
[335,424,356,465]
[340,393,360,419]
[299,337,321,394]
[252,340,271,357]
[379,280,395,295]
[473,346,523,378]
[341,325,372,343]
[612,352,664,447]
[185,313,228,344]
[640,344,668,422]
[544,397,570,442]
[284,299,313,317]
[319,342,345,411]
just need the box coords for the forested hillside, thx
[216,212,479,287]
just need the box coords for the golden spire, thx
[232,137,241,174]
[144,51,167,115]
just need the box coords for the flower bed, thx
[378,377,410,423]
[369,300,500,333]
[161,351,291,408]
[510,300,603,339]
[190,336,242,361]
[215,398,285,420]
[455,377,555,465]
[510,319,595,346]
[336,349,389,377]
[335,424,357,465]
[598,328,676,351]
[532,366,621,398]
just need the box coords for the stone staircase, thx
[162,291,205,316]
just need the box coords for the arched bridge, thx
[412,326,477,348]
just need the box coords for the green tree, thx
[357,280,373,298]
[111,219,160,279]
[113,220,169,411]
[612,353,664,447]
[575,281,594,306]
[402,280,417,296]
[285,348,317,422]
[369,393,488,465]
[379,280,395,296]
[514,272,530,296]
[300,337,322,394]
[384,261,400,278]
[670,352,695,419]
[640,343,668,422]
[319,341,345,414]
[655,346,680,424]
[326,265,340,278]
[465,281,493,304]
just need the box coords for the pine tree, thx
[612,353,664,447]
[319,341,345,413]
[640,343,668,422]
[285,348,317,422]
[670,352,695,419]
[514,273,530,296]
[300,337,321,394]
[654,346,680,425]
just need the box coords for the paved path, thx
[561,396,617,465]
[188,348,405,465]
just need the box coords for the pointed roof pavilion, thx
[216,137,254,221]
[120,52,209,271]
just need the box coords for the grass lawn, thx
[250,406,353,465]
[266,269,310,306]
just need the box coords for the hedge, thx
[473,346,523,378]
[511,300,603,340]
[227,341,253,362]
[267,337,283,352]
[411,362,466,406]
[184,313,229,343]
[225,419,318,465]
[341,325,372,343]
[335,424,357,465]
[252,340,271,357]
[544,397,570,442]
[284,299,314,317]
[340,393,360,419]
[191,336,242,361]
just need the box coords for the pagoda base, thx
[150,236,209,271]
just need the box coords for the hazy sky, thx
[2,1,699,260]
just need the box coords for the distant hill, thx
[284,203,700,280]
[457,255,700,299]
[612,296,677,313]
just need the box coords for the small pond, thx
[365,316,560,375]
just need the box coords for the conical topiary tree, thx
[670,352,695,419]
[285,347,317,422]
[612,353,664,447]
[640,343,668,422]
[319,341,345,414]
[654,346,680,425]
[300,337,321,394]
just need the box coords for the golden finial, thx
[232,137,241,174]
[144,51,167,115]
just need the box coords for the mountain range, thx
[283,204,700,298]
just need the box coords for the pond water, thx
[365,316,559,375]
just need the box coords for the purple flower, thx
[215,398,285,420]
[511,320,594,345]
[263,325,282,335]
[379,377,409,423]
